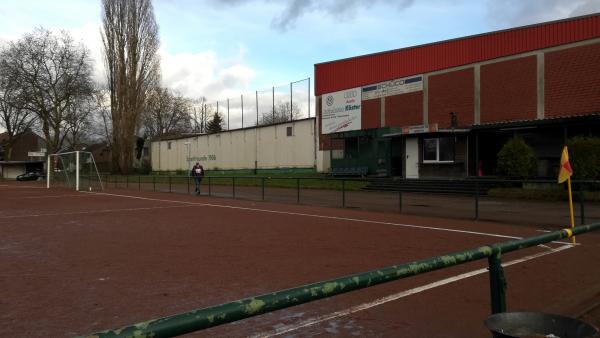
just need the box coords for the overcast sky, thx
[0,0,598,103]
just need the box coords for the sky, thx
[0,0,598,106]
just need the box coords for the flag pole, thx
[567,176,576,244]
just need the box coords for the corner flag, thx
[558,146,573,184]
[558,145,575,243]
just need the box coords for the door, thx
[390,138,403,177]
[405,137,419,178]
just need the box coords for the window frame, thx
[422,137,454,163]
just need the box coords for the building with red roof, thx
[314,14,600,178]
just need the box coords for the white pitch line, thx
[85,191,576,245]
[0,184,46,189]
[0,204,195,219]
[15,194,95,199]
[248,244,573,338]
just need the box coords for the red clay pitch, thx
[1,181,599,337]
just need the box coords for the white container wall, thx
[151,118,316,171]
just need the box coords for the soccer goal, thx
[47,151,104,191]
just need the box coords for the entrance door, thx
[390,138,403,177]
[405,137,419,178]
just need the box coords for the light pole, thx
[184,142,191,171]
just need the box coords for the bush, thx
[567,136,600,180]
[496,137,537,178]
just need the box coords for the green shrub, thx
[496,137,537,178]
[566,136,600,180]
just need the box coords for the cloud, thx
[486,0,600,28]
[270,0,415,32]
[160,47,256,101]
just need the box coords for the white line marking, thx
[249,244,573,338]
[0,205,195,219]
[15,194,93,199]
[85,191,575,245]
[0,184,46,189]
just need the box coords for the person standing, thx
[191,162,204,194]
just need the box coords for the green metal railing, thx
[79,223,600,338]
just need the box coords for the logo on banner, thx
[326,95,334,106]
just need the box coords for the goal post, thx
[47,151,104,191]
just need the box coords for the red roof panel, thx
[315,14,600,95]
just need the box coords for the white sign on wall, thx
[362,75,423,100]
[321,87,362,134]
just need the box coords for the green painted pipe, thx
[80,223,600,338]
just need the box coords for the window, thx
[167,142,172,150]
[423,137,454,162]
[286,126,293,136]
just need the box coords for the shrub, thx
[496,137,538,178]
[567,136,600,180]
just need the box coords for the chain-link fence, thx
[202,78,311,131]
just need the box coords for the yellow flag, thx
[558,146,573,184]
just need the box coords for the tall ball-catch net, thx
[47,151,104,191]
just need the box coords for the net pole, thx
[46,155,50,189]
[76,151,80,191]
[308,78,311,118]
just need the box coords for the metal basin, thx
[484,312,599,338]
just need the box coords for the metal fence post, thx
[342,180,346,208]
[153,176,156,192]
[474,180,480,220]
[398,190,402,213]
[126,175,129,188]
[262,177,265,201]
[208,177,212,196]
[138,176,141,190]
[297,178,300,204]
[169,176,172,193]
[488,252,507,314]
[115,175,117,188]
[580,186,586,225]
[232,177,236,199]
[187,176,190,194]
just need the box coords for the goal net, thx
[47,151,104,191]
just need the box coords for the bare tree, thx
[0,54,34,160]
[102,0,160,173]
[142,87,192,138]
[259,102,301,125]
[190,96,213,133]
[0,28,95,154]
[91,88,113,146]
[63,95,96,149]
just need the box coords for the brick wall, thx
[385,91,423,127]
[545,42,600,117]
[480,56,537,123]
[361,98,381,130]
[428,68,475,128]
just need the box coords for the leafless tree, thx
[0,53,34,160]
[62,96,96,149]
[190,96,213,133]
[142,87,192,138]
[0,28,95,154]
[259,102,301,125]
[101,0,160,173]
[91,88,113,146]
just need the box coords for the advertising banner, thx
[321,87,362,134]
[362,75,423,100]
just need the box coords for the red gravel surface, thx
[1,181,599,337]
